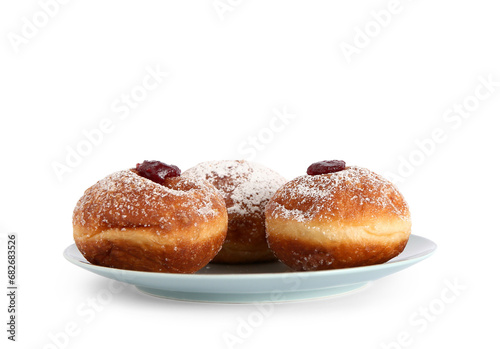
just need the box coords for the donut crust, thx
[183,160,286,264]
[73,170,228,273]
[265,166,411,270]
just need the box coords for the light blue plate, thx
[63,234,436,303]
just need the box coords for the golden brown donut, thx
[183,160,287,264]
[265,165,411,271]
[72,167,228,273]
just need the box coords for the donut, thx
[72,161,228,273]
[265,160,411,271]
[183,160,287,263]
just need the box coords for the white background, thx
[1,1,499,348]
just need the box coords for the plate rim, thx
[63,234,437,280]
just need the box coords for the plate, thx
[63,234,436,303]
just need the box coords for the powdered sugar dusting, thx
[73,170,223,231]
[268,166,410,223]
[183,160,287,217]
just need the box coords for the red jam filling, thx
[307,160,346,175]
[135,160,181,184]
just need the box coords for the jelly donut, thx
[72,161,228,273]
[265,160,411,271]
[183,160,287,264]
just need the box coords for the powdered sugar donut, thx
[183,160,287,263]
[73,161,228,273]
[265,162,411,271]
